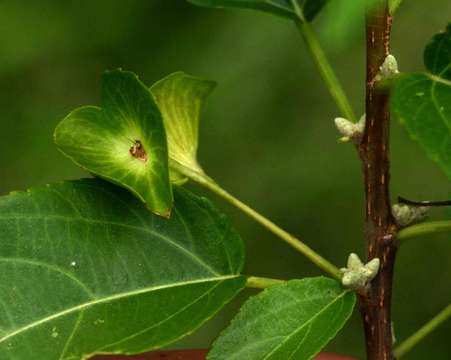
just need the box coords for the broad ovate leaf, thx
[55,69,173,217]
[187,0,329,22]
[150,72,216,182]
[208,277,356,360]
[0,179,245,359]
[392,23,451,180]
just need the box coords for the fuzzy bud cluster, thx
[392,203,429,227]
[334,114,366,143]
[340,253,380,291]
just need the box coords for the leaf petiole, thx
[394,303,451,358]
[246,276,286,289]
[398,196,451,207]
[290,0,357,122]
[171,161,343,281]
[397,220,451,243]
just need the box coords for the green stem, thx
[246,276,286,289]
[200,178,342,280]
[290,0,356,122]
[171,162,342,281]
[397,221,451,243]
[394,303,451,358]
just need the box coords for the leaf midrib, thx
[266,0,292,13]
[0,275,239,345]
[95,279,225,353]
[426,73,451,87]
[261,289,348,360]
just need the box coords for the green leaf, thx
[392,23,451,180]
[0,179,245,359]
[187,0,329,22]
[150,72,216,182]
[208,277,356,360]
[54,69,173,217]
[389,0,403,14]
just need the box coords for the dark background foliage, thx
[0,0,450,358]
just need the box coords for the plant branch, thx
[246,276,286,289]
[290,0,357,122]
[397,221,451,243]
[171,162,342,281]
[394,303,451,358]
[358,2,398,359]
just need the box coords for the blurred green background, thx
[0,0,450,358]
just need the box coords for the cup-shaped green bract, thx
[55,69,173,217]
[150,72,216,182]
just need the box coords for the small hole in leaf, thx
[129,140,148,162]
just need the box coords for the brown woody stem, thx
[358,1,399,359]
